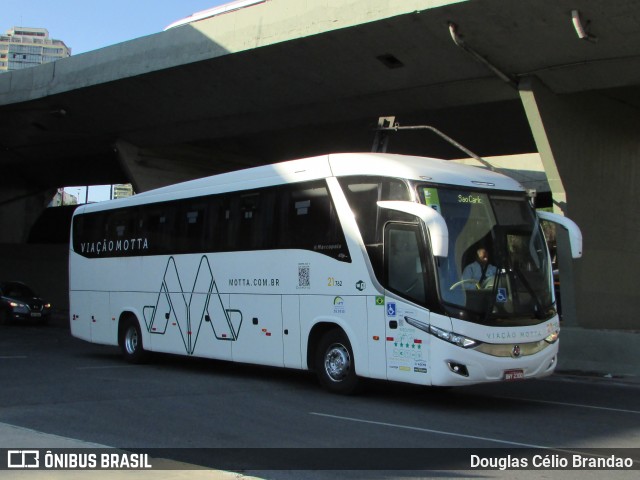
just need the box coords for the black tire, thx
[315,329,359,394]
[119,317,147,364]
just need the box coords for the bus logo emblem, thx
[512,345,521,358]
[333,297,346,314]
[143,256,243,355]
[7,450,39,469]
[356,280,366,291]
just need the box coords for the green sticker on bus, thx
[375,296,385,306]
[422,187,441,213]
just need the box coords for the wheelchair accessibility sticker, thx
[496,288,508,303]
[387,302,397,317]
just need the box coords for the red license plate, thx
[504,369,524,381]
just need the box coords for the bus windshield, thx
[417,185,554,325]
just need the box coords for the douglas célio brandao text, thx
[470,453,635,470]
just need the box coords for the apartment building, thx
[0,27,71,72]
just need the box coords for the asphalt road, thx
[1,316,638,479]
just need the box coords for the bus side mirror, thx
[377,201,449,257]
[537,211,583,259]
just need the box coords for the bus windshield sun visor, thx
[377,201,448,257]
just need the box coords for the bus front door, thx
[384,223,432,385]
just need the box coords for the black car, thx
[0,281,52,324]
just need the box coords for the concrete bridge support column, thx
[0,187,53,243]
[0,188,68,311]
[519,76,640,375]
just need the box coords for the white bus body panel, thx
[282,295,302,369]
[230,294,283,367]
[383,296,432,385]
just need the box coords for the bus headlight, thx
[404,316,480,349]
[429,324,480,349]
[544,330,559,344]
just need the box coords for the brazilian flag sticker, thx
[375,296,385,306]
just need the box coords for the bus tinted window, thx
[338,176,411,279]
[279,183,349,261]
[177,201,207,253]
[72,180,349,262]
[144,205,173,255]
[338,176,410,245]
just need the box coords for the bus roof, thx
[164,0,267,30]
[75,153,524,214]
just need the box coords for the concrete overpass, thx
[1,0,639,375]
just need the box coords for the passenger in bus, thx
[461,248,497,289]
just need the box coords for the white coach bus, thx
[69,153,582,393]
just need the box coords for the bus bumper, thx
[429,337,559,387]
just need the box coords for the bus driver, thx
[462,248,497,289]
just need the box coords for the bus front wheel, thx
[315,329,359,394]
[119,317,147,364]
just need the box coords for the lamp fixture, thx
[571,10,598,42]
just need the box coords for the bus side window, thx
[237,192,258,251]
[258,189,276,249]
[278,181,349,261]
[237,190,276,250]
[108,209,136,241]
[384,223,427,305]
[280,184,325,249]
[144,205,173,255]
[215,195,233,251]
[338,176,410,246]
[338,176,411,276]
[183,202,207,253]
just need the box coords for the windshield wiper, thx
[482,267,504,324]
[512,266,547,319]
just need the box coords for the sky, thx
[3,0,229,54]
[3,1,230,203]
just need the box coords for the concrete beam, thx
[115,140,263,192]
[116,141,204,193]
[0,0,462,105]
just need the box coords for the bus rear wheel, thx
[315,329,359,394]
[119,317,147,364]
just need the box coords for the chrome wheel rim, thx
[124,326,138,355]
[324,343,351,382]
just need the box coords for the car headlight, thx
[404,316,480,349]
[8,301,28,313]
